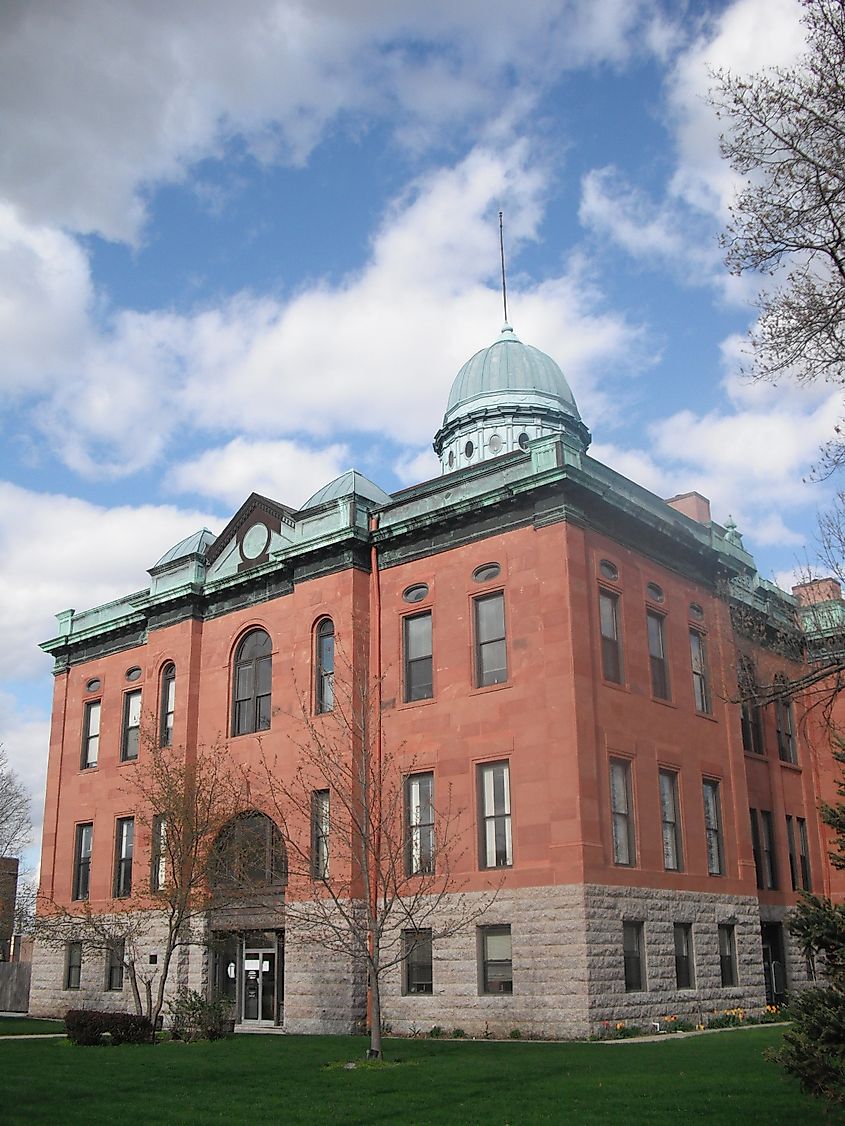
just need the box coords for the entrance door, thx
[761,923,787,1006]
[242,947,276,1023]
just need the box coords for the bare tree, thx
[258,666,497,1060]
[710,0,845,466]
[36,736,246,1028]
[0,745,31,859]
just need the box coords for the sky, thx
[2,0,842,873]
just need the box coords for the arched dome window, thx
[232,629,272,736]
[209,811,286,890]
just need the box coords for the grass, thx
[0,1016,65,1036]
[0,1027,833,1124]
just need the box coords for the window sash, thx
[121,689,142,761]
[106,940,125,991]
[151,816,167,892]
[160,666,175,747]
[233,632,272,735]
[404,930,433,994]
[81,700,100,769]
[315,622,335,714]
[482,926,513,993]
[690,631,710,713]
[73,823,93,901]
[404,612,433,702]
[480,763,512,868]
[703,780,723,875]
[674,923,694,989]
[65,942,82,990]
[114,818,134,898]
[406,773,434,875]
[798,817,812,890]
[760,810,778,889]
[647,612,669,699]
[312,790,330,879]
[659,770,682,871]
[775,692,797,763]
[610,760,634,866]
[623,922,644,991]
[750,808,764,889]
[718,924,737,986]
[599,590,622,683]
[474,594,507,687]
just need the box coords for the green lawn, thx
[0,1027,835,1124]
[0,1016,65,1036]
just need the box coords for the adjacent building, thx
[30,324,844,1037]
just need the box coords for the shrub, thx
[167,989,232,1043]
[451,1028,465,1039]
[428,1026,444,1039]
[771,986,845,1105]
[508,1029,523,1040]
[65,1009,153,1046]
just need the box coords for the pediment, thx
[205,493,297,577]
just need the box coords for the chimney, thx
[792,578,843,606]
[665,491,711,524]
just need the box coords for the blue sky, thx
[1,0,840,867]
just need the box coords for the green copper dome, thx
[444,324,582,425]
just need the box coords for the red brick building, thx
[30,325,843,1036]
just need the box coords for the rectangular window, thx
[674,923,694,989]
[121,689,142,762]
[610,758,635,866]
[105,939,125,991]
[659,769,682,871]
[403,929,433,995]
[689,631,710,713]
[776,695,798,764]
[404,612,433,702]
[703,779,724,876]
[750,808,764,889]
[647,611,670,700]
[480,925,513,994]
[150,816,167,892]
[72,823,93,902]
[114,817,134,898]
[474,592,507,687]
[65,941,82,990]
[406,772,434,875]
[478,761,512,869]
[760,810,778,889]
[81,700,100,769]
[311,790,330,879]
[718,923,738,987]
[740,701,765,755]
[798,817,812,890]
[623,921,645,992]
[599,589,622,683]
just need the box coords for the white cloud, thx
[0,0,660,243]
[393,448,440,487]
[167,437,351,508]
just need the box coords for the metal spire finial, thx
[499,211,509,326]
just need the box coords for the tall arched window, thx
[209,811,286,890]
[159,662,176,747]
[774,674,798,764]
[232,629,272,736]
[315,618,334,714]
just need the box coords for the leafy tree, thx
[775,743,845,1103]
[710,0,845,466]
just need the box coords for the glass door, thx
[242,947,276,1023]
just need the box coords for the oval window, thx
[646,582,664,603]
[448,450,455,468]
[689,602,704,621]
[599,559,619,582]
[126,666,142,681]
[473,563,501,583]
[518,432,530,450]
[403,584,429,604]
[85,678,101,693]
[464,440,474,458]
[489,434,503,454]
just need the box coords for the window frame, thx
[609,758,635,867]
[159,662,176,748]
[478,761,512,869]
[81,698,101,770]
[702,779,724,876]
[623,921,645,992]
[473,591,508,688]
[314,619,335,715]
[311,790,330,880]
[231,628,273,737]
[150,815,167,892]
[598,588,623,684]
[480,924,513,994]
[774,678,798,764]
[750,807,764,889]
[406,771,435,876]
[113,816,134,899]
[105,939,125,992]
[689,629,711,714]
[798,816,812,890]
[72,822,93,902]
[646,609,670,700]
[403,610,433,702]
[718,923,738,987]
[65,941,82,990]
[760,809,779,889]
[120,688,142,762]
[403,928,433,995]
[673,923,694,990]
[659,768,682,871]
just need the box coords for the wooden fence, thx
[0,962,31,1012]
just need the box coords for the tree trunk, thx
[368,970,383,1060]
